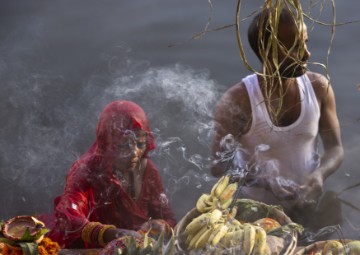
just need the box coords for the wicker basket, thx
[295,239,354,255]
[175,198,298,255]
[174,207,201,254]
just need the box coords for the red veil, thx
[48,101,176,248]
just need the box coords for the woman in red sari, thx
[48,100,176,248]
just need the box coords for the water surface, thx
[0,0,359,240]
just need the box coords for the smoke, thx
[0,42,223,220]
[97,58,222,218]
[0,1,222,220]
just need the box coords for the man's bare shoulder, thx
[217,81,249,109]
[213,79,252,137]
[306,71,333,100]
[306,71,331,89]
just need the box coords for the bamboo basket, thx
[295,239,354,255]
[175,198,298,255]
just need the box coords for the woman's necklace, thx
[129,171,136,200]
[115,161,142,201]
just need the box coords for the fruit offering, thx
[176,175,300,255]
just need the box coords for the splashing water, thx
[214,134,303,202]
[300,225,342,243]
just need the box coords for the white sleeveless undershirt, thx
[241,73,321,184]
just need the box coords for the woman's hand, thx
[103,228,142,244]
[138,219,172,239]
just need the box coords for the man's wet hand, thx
[268,177,300,200]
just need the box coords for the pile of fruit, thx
[99,232,176,255]
[176,175,301,255]
[296,239,360,255]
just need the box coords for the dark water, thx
[0,0,359,241]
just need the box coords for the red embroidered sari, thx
[48,101,176,248]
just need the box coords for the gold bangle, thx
[98,224,116,247]
[81,222,101,244]
[90,223,104,244]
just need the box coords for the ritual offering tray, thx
[0,215,58,255]
[98,231,176,255]
[174,175,302,255]
[295,239,360,255]
[1,215,46,243]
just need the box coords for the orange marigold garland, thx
[38,246,49,255]
[38,237,60,255]
[2,237,60,255]
[2,245,23,255]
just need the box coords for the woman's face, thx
[112,130,147,172]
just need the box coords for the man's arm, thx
[299,73,344,202]
[211,82,251,177]
[317,79,344,179]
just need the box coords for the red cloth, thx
[48,101,176,248]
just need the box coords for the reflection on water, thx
[0,0,359,240]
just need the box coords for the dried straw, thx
[235,0,337,123]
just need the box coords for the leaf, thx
[268,222,304,237]
[163,230,175,255]
[120,247,129,255]
[0,220,5,231]
[124,236,140,255]
[152,232,164,255]
[20,227,34,242]
[34,228,49,241]
[0,237,18,246]
[18,242,39,255]
[143,229,152,248]
[113,247,122,255]
[140,245,153,255]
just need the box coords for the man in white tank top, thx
[211,6,343,226]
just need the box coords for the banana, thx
[225,218,242,233]
[210,209,223,227]
[196,193,212,213]
[185,230,196,246]
[241,223,256,255]
[251,226,267,255]
[347,240,360,255]
[206,195,220,211]
[220,197,234,210]
[188,225,209,250]
[224,217,242,245]
[322,240,343,254]
[219,182,238,204]
[194,226,213,250]
[185,213,210,235]
[324,247,346,255]
[211,175,230,198]
[208,224,229,246]
[220,226,244,247]
[229,205,238,218]
[231,218,242,227]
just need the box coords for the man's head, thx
[248,7,311,78]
